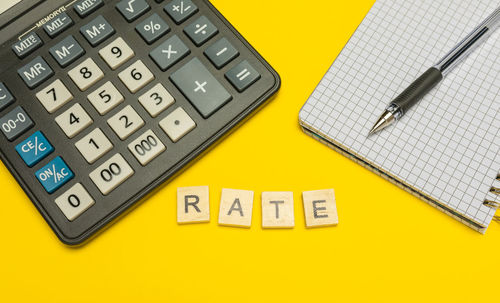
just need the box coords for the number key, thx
[118,60,154,93]
[107,105,144,140]
[87,81,124,115]
[55,103,93,138]
[55,183,95,221]
[99,37,134,70]
[36,79,73,113]
[89,153,134,195]
[68,58,104,91]
[128,129,166,165]
[75,128,113,164]
[138,83,174,117]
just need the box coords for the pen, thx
[369,6,500,136]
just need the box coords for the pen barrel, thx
[390,67,442,115]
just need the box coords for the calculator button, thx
[17,56,54,89]
[87,81,124,115]
[116,0,150,22]
[159,107,196,142]
[107,105,145,140]
[164,0,198,24]
[99,37,135,70]
[184,16,218,46]
[75,128,113,164]
[0,82,15,111]
[170,58,232,118]
[0,106,34,141]
[118,60,154,93]
[35,156,74,194]
[204,38,239,69]
[74,0,104,18]
[225,60,261,92]
[89,153,134,195]
[80,15,115,47]
[55,183,95,221]
[49,36,85,68]
[128,129,166,165]
[136,13,170,44]
[55,103,93,138]
[36,79,73,113]
[68,58,104,91]
[138,83,174,117]
[11,32,43,59]
[149,35,190,71]
[15,131,54,167]
[43,12,74,38]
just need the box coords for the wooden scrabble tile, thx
[302,189,338,227]
[261,192,295,228]
[177,186,210,224]
[218,188,254,228]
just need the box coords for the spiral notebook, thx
[299,0,500,232]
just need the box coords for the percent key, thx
[136,13,170,44]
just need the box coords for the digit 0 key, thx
[0,0,280,245]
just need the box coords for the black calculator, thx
[0,0,280,245]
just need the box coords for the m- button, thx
[170,58,231,118]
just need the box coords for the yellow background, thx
[1,1,499,302]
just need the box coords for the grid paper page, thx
[299,0,500,229]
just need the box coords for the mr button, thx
[35,156,74,194]
[17,56,54,89]
[15,131,54,167]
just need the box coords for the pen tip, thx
[368,109,395,136]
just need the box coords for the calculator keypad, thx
[99,37,135,70]
[0,0,277,244]
[17,56,54,89]
[0,106,34,141]
[128,129,166,165]
[68,58,104,91]
[75,128,113,164]
[55,183,95,221]
[55,103,93,138]
[36,79,74,113]
[49,35,85,68]
[89,153,134,195]
[80,15,115,46]
[138,83,174,117]
[118,60,155,93]
[159,107,196,142]
[107,105,145,140]
[87,81,124,115]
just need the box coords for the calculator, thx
[0,0,280,245]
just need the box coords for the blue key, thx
[15,131,54,167]
[35,157,74,194]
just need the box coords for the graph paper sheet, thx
[299,0,500,230]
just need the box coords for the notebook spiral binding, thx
[483,174,500,222]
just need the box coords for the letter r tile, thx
[218,188,254,228]
[177,186,210,224]
[261,192,294,228]
[302,189,338,228]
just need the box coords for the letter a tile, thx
[302,189,338,227]
[261,192,294,228]
[218,188,254,228]
[177,186,210,224]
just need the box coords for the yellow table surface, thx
[1,1,499,302]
